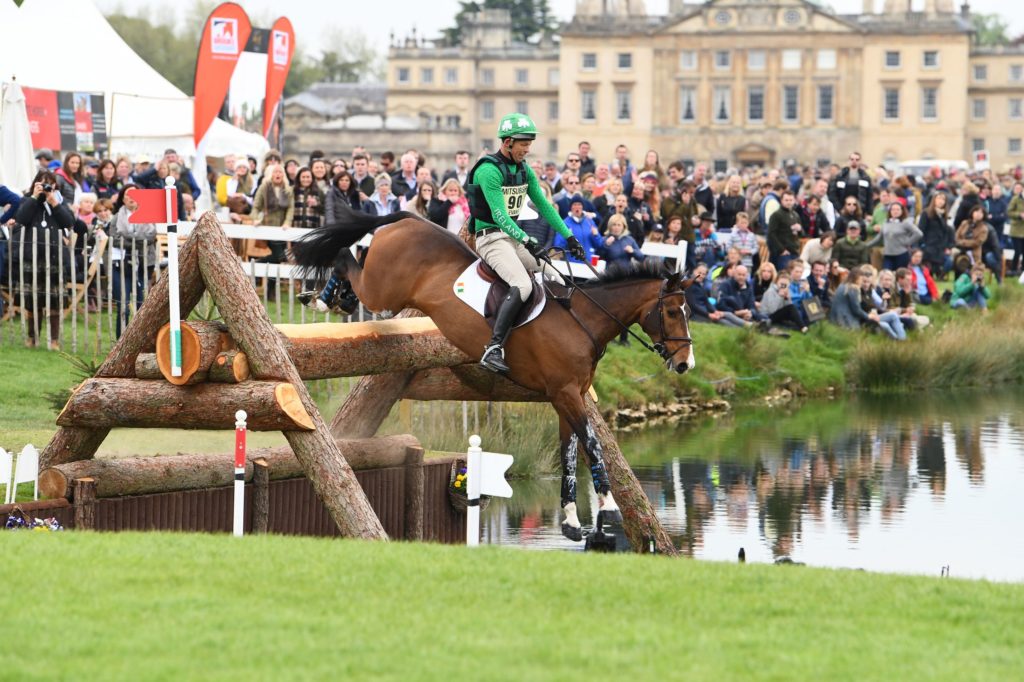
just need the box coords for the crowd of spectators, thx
[2,140,1023,348]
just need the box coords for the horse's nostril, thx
[676,364,687,374]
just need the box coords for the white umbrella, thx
[0,81,36,192]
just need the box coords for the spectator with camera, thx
[12,172,75,349]
[950,263,991,310]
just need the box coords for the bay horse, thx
[292,206,694,541]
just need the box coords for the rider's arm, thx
[526,167,572,239]
[475,163,527,242]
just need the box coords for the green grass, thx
[1,532,1021,680]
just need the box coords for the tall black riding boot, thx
[480,286,526,373]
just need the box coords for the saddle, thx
[453,260,549,331]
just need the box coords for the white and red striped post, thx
[164,176,182,377]
[233,410,247,537]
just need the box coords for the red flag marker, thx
[125,188,178,224]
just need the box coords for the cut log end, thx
[275,383,315,431]
[156,323,201,385]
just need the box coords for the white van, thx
[895,159,970,178]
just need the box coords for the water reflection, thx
[481,390,1024,582]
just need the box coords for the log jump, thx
[40,211,678,553]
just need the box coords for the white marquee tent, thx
[0,0,269,168]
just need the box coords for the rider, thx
[468,112,586,373]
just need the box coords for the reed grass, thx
[848,285,1024,390]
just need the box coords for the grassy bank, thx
[2,532,1021,680]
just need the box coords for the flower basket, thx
[448,458,490,513]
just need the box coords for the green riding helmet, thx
[497,112,538,140]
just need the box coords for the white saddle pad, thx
[453,259,546,328]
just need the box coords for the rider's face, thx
[506,139,532,163]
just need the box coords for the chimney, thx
[961,2,970,18]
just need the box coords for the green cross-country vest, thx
[466,152,529,232]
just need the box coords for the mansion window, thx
[548,100,559,121]
[680,86,697,123]
[747,86,764,123]
[817,49,836,70]
[923,51,939,69]
[1011,65,1023,82]
[817,84,834,122]
[515,100,528,116]
[581,89,597,121]
[617,53,632,70]
[782,49,801,70]
[396,67,410,84]
[884,88,900,121]
[747,50,766,71]
[444,67,458,85]
[972,138,985,152]
[1010,138,1022,155]
[616,89,632,122]
[713,85,731,123]
[420,67,434,85]
[548,68,560,86]
[480,68,494,86]
[582,53,597,70]
[481,100,494,120]
[972,98,986,120]
[714,50,731,70]
[885,51,901,69]
[515,68,529,86]
[973,64,987,81]
[782,85,800,123]
[1010,98,1023,120]
[680,50,697,71]
[921,87,938,121]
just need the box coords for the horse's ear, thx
[665,270,682,291]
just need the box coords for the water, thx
[480,390,1024,582]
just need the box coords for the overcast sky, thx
[94,0,1024,56]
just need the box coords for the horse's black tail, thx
[291,202,413,281]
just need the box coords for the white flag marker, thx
[165,177,182,377]
[233,410,247,537]
[465,434,514,547]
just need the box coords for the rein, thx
[539,250,693,365]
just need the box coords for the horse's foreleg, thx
[553,392,621,540]
[557,414,582,542]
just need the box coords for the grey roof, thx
[284,83,387,118]
[840,11,973,35]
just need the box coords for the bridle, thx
[642,283,694,366]
[540,251,693,366]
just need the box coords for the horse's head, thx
[640,270,695,374]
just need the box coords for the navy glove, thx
[566,236,586,262]
[522,236,546,260]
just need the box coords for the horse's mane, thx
[578,259,670,288]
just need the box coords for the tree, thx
[972,13,1009,47]
[444,0,558,46]
[106,13,198,95]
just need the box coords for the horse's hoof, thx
[561,522,583,542]
[597,508,622,526]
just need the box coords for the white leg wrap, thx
[598,492,620,513]
[562,502,581,528]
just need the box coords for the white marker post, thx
[165,177,182,377]
[465,435,514,547]
[233,410,247,537]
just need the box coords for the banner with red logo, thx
[193,2,252,147]
[263,17,295,140]
[22,87,106,152]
